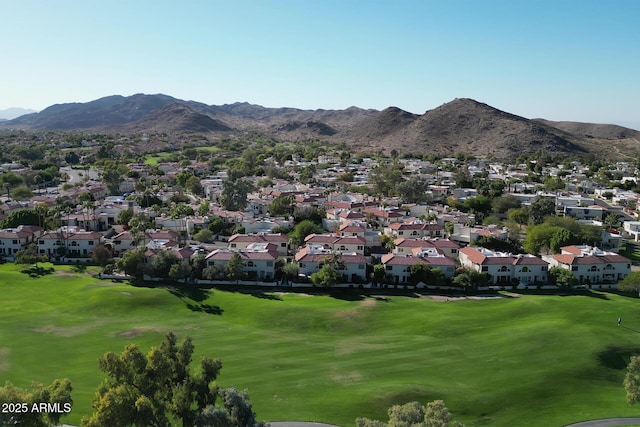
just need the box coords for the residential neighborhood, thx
[1,133,639,293]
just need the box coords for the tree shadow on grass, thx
[20,264,55,278]
[596,344,640,369]
[168,286,223,315]
[225,288,283,301]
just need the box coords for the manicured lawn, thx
[144,152,175,166]
[2,263,640,426]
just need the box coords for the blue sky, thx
[2,0,639,128]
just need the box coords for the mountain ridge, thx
[3,94,639,160]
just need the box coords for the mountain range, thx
[4,94,640,160]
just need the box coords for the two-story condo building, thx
[205,244,280,281]
[227,233,290,257]
[543,245,631,285]
[295,244,368,283]
[38,227,104,258]
[459,247,549,285]
[303,234,366,255]
[0,225,43,260]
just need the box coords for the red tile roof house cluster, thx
[543,245,631,286]
[459,246,550,286]
[381,247,457,285]
[205,243,280,281]
[294,244,368,284]
[0,225,43,261]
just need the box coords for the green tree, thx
[208,217,225,234]
[310,253,345,287]
[11,186,33,200]
[492,195,521,214]
[356,400,463,427]
[0,171,24,198]
[549,228,576,253]
[92,245,112,267]
[604,212,621,229]
[311,264,341,287]
[117,208,134,226]
[373,264,386,284]
[194,387,266,427]
[370,163,404,197]
[507,208,529,226]
[193,229,213,243]
[548,266,578,288]
[625,355,640,405]
[15,243,46,265]
[226,252,246,283]
[618,271,640,295]
[528,197,556,225]
[116,247,146,278]
[0,379,73,427]
[81,332,265,427]
[175,170,194,188]
[281,262,300,282]
[220,177,254,211]
[463,195,492,215]
[151,250,179,278]
[289,220,325,247]
[409,262,429,285]
[396,177,430,204]
[523,223,564,255]
[185,175,203,195]
[64,151,80,165]
[198,200,211,217]
[268,195,295,217]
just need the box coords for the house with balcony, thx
[623,221,640,242]
[543,245,631,285]
[38,227,104,259]
[294,244,368,283]
[0,225,43,260]
[459,247,549,285]
[384,222,444,239]
[227,233,289,257]
[393,238,460,259]
[303,234,366,255]
[205,246,279,281]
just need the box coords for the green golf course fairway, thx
[2,263,640,427]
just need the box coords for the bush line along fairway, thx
[2,263,640,427]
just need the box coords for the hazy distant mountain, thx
[4,93,640,160]
[533,119,640,140]
[0,107,37,120]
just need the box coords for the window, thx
[230,243,236,248]
[299,263,305,268]
[521,266,529,273]
[266,261,273,267]
[39,240,44,245]
[499,266,509,272]
[88,241,94,246]
[281,243,287,247]
[571,266,578,271]
[358,264,364,269]
[481,266,488,272]
[247,261,255,267]
[451,249,457,254]
[12,239,17,244]
[357,246,363,250]
[589,266,598,272]
[398,231,404,236]
[386,265,392,271]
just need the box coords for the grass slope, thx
[1,263,640,426]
